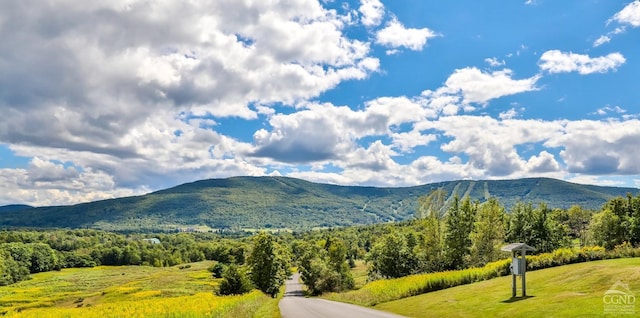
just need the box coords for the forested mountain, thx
[0,177,637,231]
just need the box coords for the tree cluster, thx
[366,193,578,279]
[0,230,249,286]
[297,237,354,295]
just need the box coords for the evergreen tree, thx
[507,202,534,245]
[508,202,568,253]
[443,196,476,269]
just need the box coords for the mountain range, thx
[0,177,637,232]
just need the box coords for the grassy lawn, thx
[0,261,279,318]
[373,258,640,317]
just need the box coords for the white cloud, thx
[391,130,437,153]
[0,0,379,146]
[359,0,385,27]
[499,108,519,120]
[593,35,611,47]
[251,97,428,163]
[0,159,147,206]
[286,116,640,188]
[344,140,398,170]
[539,50,626,74]
[593,27,626,47]
[613,0,640,27]
[546,119,640,175]
[526,151,561,173]
[485,57,506,67]
[440,67,540,105]
[375,18,438,51]
[592,105,627,116]
[420,116,564,176]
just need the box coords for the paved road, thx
[279,273,407,318]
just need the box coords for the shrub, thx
[209,262,226,279]
[217,264,254,296]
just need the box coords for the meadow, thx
[0,261,280,318]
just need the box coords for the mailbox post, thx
[501,243,536,298]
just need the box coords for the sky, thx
[1,0,640,207]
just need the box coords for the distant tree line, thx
[0,230,248,286]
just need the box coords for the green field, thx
[372,258,640,317]
[0,261,280,318]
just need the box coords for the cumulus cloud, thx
[0,158,146,206]
[251,97,428,163]
[420,116,564,176]
[613,0,640,27]
[539,50,626,74]
[359,0,385,27]
[391,130,437,153]
[293,116,640,188]
[499,108,519,120]
[344,140,398,170]
[0,0,378,151]
[526,151,561,173]
[435,67,540,105]
[27,158,80,183]
[375,18,438,51]
[546,119,640,175]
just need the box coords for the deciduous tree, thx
[247,232,290,297]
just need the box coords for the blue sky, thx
[1,0,639,206]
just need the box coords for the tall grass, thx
[325,259,511,306]
[3,290,273,318]
[326,245,639,306]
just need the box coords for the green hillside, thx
[374,257,640,317]
[0,177,637,231]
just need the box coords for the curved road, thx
[279,273,407,318]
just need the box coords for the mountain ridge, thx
[1,176,637,232]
